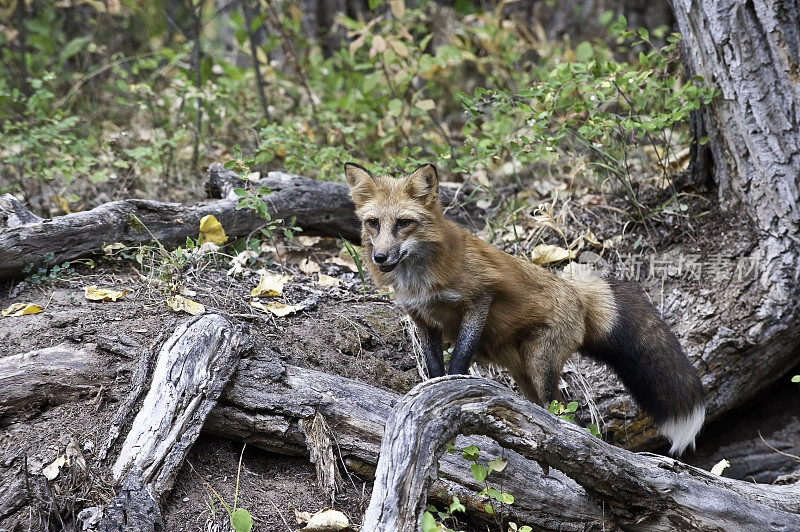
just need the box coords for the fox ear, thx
[344,162,378,207]
[405,163,439,204]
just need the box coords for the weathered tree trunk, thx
[363,376,800,532]
[0,345,116,425]
[0,164,485,280]
[101,314,250,531]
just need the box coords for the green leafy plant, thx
[192,444,253,532]
[548,400,601,438]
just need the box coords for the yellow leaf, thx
[389,0,405,19]
[349,34,366,58]
[370,35,387,58]
[103,242,126,255]
[2,302,44,317]
[299,258,321,275]
[325,256,359,273]
[529,244,577,265]
[250,300,304,317]
[251,273,293,297]
[166,294,205,316]
[42,455,66,480]
[304,509,350,531]
[84,286,127,302]
[318,274,340,287]
[388,38,409,58]
[415,99,435,111]
[199,214,228,245]
[710,459,730,476]
[297,235,322,247]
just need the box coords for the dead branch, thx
[363,375,800,531]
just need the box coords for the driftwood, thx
[0,164,486,280]
[363,376,800,531]
[101,314,250,530]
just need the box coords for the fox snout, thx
[371,245,405,272]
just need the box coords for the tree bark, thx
[0,164,485,280]
[363,376,800,532]
[102,314,250,530]
[0,345,116,425]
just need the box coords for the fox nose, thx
[373,252,388,264]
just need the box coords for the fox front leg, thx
[412,318,445,378]
[448,296,491,375]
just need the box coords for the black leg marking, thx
[448,296,491,375]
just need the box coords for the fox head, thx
[344,162,444,276]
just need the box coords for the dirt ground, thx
[0,236,422,531]
[1,200,798,532]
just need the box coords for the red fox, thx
[344,162,706,455]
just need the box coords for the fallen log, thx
[0,345,116,425]
[205,348,614,530]
[0,164,486,280]
[3,336,798,530]
[101,314,250,531]
[363,375,800,531]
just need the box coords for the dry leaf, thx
[710,459,730,476]
[2,302,44,317]
[293,509,313,525]
[42,455,66,480]
[84,286,127,302]
[166,295,205,316]
[325,256,359,273]
[103,242,126,255]
[415,99,435,111]
[297,235,322,247]
[198,214,228,245]
[369,35,386,57]
[299,257,321,275]
[250,300,305,317]
[529,244,577,265]
[317,274,341,287]
[389,0,405,19]
[66,437,86,474]
[388,38,409,57]
[302,509,350,531]
[251,273,293,297]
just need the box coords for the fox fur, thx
[344,162,706,455]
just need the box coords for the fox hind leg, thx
[515,329,577,407]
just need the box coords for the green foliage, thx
[21,252,83,287]
[792,375,800,386]
[230,508,253,532]
[3,1,715,226]
[548,400,602,438]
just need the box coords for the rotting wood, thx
[362,375,800,532]
[204,348,614,530]
[0,345,116,425]
[99,313,250,531]
[0,163,487,280]
[110,313,250,494]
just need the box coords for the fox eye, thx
[396,218,413,229]
[366,218,379,229]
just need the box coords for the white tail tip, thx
[660,405,706,456]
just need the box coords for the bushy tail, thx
[576,278,706,455]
